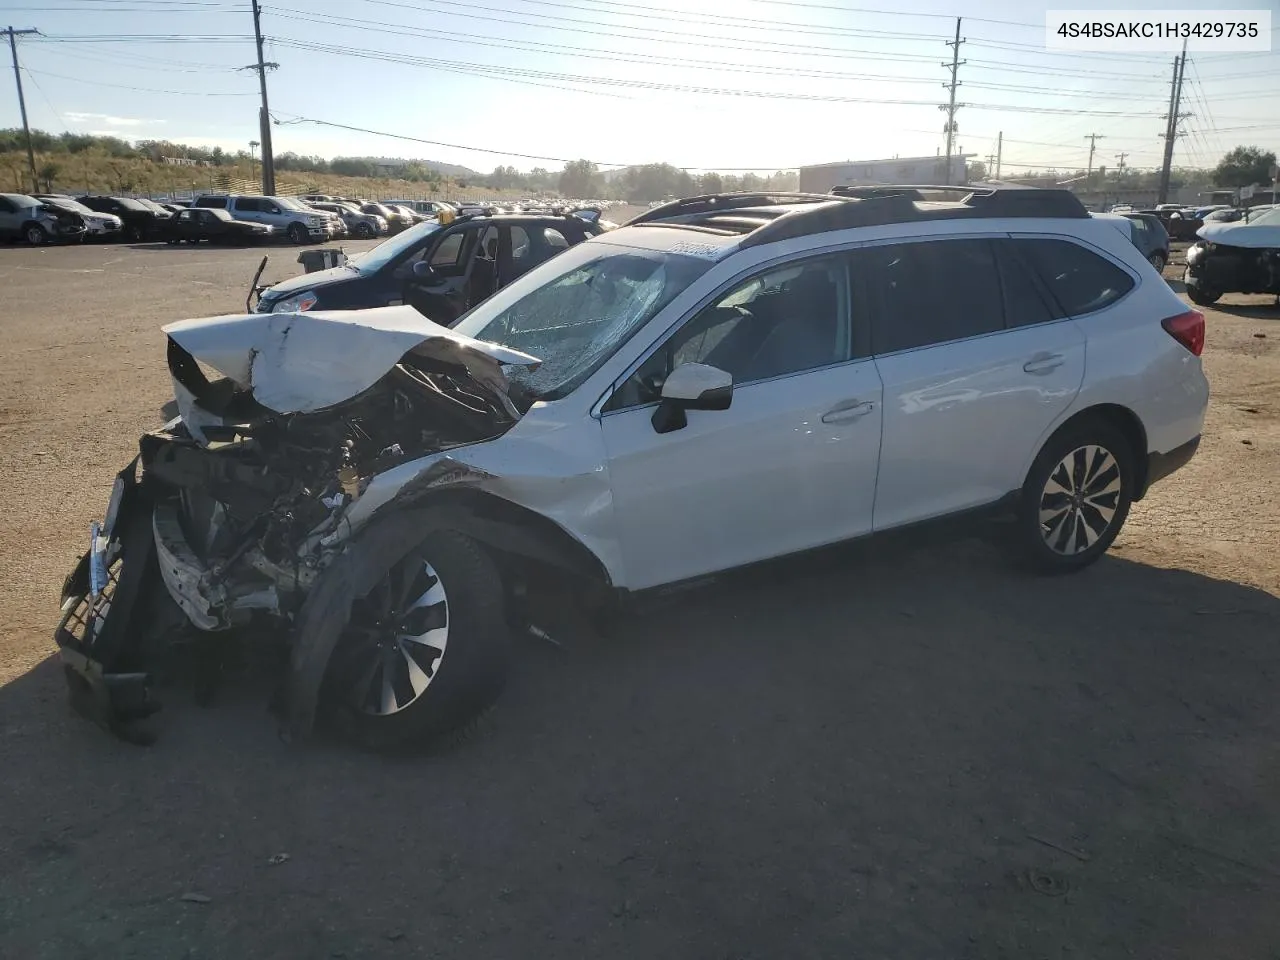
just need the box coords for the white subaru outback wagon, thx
[57,188,1208,749]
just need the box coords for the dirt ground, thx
[1,234,1278,960]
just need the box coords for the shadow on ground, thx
[2,538,1278,960]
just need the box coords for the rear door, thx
[864,236,1085,531]
[0,196,18,236]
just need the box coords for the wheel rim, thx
[27,226,43,244]
[1149,254,1164,271]
[339,555,450,715]
[57,542,124,650]
[1039,444,1123,556]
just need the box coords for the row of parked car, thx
[0,191,619,248]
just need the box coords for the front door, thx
[859,237,1086,531]
[401,225,484,324]
[599,252,884,590]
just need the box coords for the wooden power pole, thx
[5,26,38,193]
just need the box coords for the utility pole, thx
[1084,133,1105,182]
[1115,151,1128,175]
[995,131,1002,180]
[5,26,38,193]
[1157,39,1190,205]
[249,0,276,195]
[939,17,964,185]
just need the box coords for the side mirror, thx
[651,362,733,434]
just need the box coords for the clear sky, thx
[0,0,1276,176]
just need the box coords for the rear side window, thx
[543,227,570,250]
[862,239,1004,354]
[1016,238,1135,316]
[235,198,263,213]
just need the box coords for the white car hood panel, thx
[1196,221,1280,249]
[162,305,540,414]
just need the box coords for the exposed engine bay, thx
[55,307,541,745]
[152,332,517,628]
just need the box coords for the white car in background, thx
[34,194,123,240]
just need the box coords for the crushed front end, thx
[55,307,534,743]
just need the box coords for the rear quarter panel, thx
[1012,222,1208,474]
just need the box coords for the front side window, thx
[453,241,712,403]
[607,255,851,410]
[235,198,262,213]
[1016,238,1135,316]
[429,230,467,268]
[863,239,1004,354]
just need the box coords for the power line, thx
[268,35,1171,117]
[24,65,257,94]
[266,6,1188,101]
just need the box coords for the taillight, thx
[1162,309,1205,357]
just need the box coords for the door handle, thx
[1023,354,1065,375]
[821,400,875,424]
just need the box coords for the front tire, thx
[24,223,46,245]
[1187,284,1221,306]
[1148,252,1166,273]
[357,222,376,239]
[1015,420,1134,573]
[287,222,308,244]
[322,528,509,751]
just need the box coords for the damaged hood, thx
[163,305,540,414]
[1197,220,1280,249]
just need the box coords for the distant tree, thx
[38,161,59,192]
[559,159,600,197]
[739,172,762,191]
[967,160,987,181]
[698,171,723,193]
[1213,146,1277,187]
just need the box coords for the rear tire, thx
[322,528,510,752]
[1187,284,1221,306]
[1148,252,1166,273]
[1014,420,1134,574]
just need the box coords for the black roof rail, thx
[739,187,1089,249]
[624,192,832,226]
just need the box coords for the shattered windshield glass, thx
[452,241,712,401]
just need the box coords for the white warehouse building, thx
[798,155,975,194]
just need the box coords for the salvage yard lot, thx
[1,239,1279,959]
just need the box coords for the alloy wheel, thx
[341,556,450,715]
[26,225,45,245]
[1039,444,1123,555]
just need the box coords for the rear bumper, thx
[1142,434,1200,496]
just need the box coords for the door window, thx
[235,198,262,213]
[510,226,531,267]
[429,230,467,267]
[177,210,194,222]
[0,197,14,213]
[608,255,851,410]
[543,227,570,250]
[862,239,1004,354]
[994,241,1058,328]
[1015,238,1135,316]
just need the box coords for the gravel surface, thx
[1,235,1278,960]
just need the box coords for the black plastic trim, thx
[1142,435,1201,496]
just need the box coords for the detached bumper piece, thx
[53,461,164,744]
